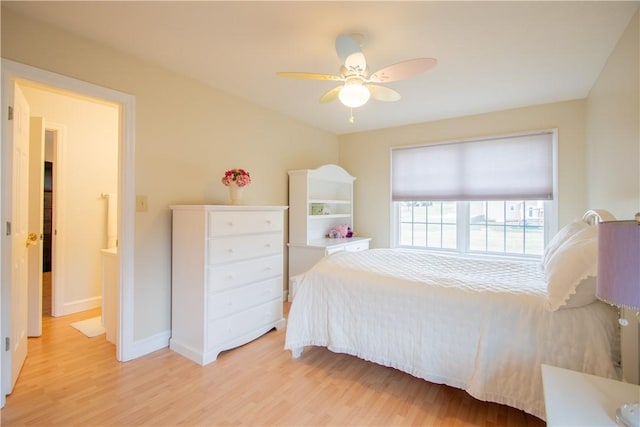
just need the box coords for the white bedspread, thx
[284,249,619,420]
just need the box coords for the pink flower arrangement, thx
[221,168,252,187]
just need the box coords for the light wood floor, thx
[2,305,545,426]
[42,272,52,317]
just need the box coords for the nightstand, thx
[541,364,640,426]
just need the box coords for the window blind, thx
[391,131,554,201]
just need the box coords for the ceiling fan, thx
[277,34,437,122]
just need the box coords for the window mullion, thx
[424,203,428,248]
[457,202,469,253]
[484,201,489,252]
[439,202,443,248]
[411,203,416,247]
[503,201,507,254]
[522,202,527,254]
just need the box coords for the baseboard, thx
[55,296,102,317]
[130,330,171,360]
[169,339,205,365]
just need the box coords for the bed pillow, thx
[545,225,598,311]
[542,218,588,269]
[563,276,597,308]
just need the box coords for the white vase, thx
[228,183,244,205]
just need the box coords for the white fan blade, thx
[367,84,401,102]
[344,52,367,75]
[319,86,342,104]
[276,72,343,81]
[368,58,437,83]
[335,34,362,64]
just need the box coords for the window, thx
[392,131,556,258]
[396,200,547,256]
[398,201,457,249]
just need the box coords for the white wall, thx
[1,8,339,343]
[339,99,588,248]
[586,11,639,220]
[20,85,118,313]
[586,10,639,385]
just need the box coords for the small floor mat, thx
[70,316,105,338]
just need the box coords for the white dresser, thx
[170,205,287,365]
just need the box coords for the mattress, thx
[284,249,619,420]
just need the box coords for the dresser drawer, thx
[208,211,283,237]
[207,254,282,292]
[325,240,370,255]
[208,277,282,320]
[207,299,282,346]
[345,240,370,252]
[326,246,345,255]
[207,233,282,264]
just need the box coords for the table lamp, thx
[596,219,640,427]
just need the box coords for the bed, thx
[284,210,620,420]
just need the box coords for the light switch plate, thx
[136,195,148,212]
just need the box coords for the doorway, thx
[1,59,136,407]
[43,159,53,275]
[20,86,119,322]
[42,159,52,317]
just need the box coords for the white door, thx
[27,117,45,337]
[4,83,31,394]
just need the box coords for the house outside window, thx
[391,131,557,258]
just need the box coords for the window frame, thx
[392,200,555,259]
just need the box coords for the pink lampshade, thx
[596,220,640,311]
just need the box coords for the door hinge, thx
[5,221,11,236]
[5,337,9,351]
[8,106,13,121]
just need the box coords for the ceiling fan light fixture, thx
[277,34,438,116]
[338,81,370,108]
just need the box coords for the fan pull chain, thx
[349,108,355,124]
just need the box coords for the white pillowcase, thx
[563,277,597,308]
[542,218,588,269]
[545,225,598,311]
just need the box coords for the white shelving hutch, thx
[288,165,371,292]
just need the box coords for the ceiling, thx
[3,1,638,135]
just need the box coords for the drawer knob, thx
[228,248,235,253]
[228,222,234,227]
